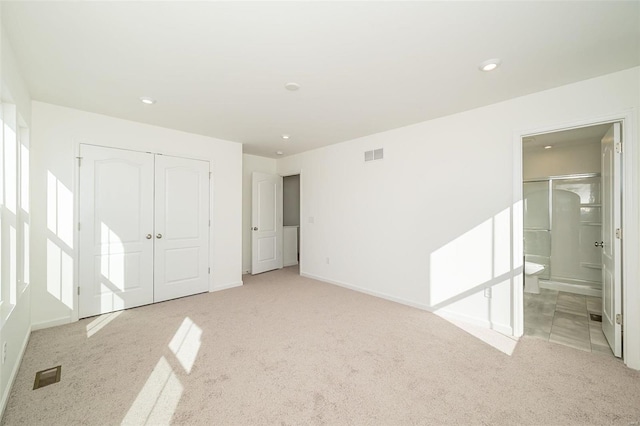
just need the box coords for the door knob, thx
[156,233,163,239]
[146,234,152,239]
[595,241,604,248]
[253,227,258,231]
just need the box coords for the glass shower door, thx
[523,181,551,280]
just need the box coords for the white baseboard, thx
[210,282,243,292]
[31,316,72,331]
[301,272,431,311]
[0,325,31,418]
[301,272,514,337]
[435,309,513,336]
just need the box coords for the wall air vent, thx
[364,148,384,162]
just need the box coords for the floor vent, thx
[33,366,61,390]
[589,313,602,323]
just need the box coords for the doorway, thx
[250,171,301,275]
[521,123,622,357]
[283,174,300,268]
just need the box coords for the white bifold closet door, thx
[79,145,209,319]
[154,154,209,303]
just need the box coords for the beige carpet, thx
[3,267,640,425]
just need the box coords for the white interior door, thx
[79,145,154,318]
[251,172,283,274]
[601,122,622,357]
[154,155,210,302]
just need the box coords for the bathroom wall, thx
[523,139,601,179]
[283,174,300,227]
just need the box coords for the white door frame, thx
[512,109,639,369]
[279,169,303,273]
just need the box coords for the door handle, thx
[156,233,163,239]
[146,234,152,239]
[253,227,258,231]
[595,241,604,248]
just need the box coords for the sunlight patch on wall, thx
[46,238,74,308]
[168,317,203,374]
[122,356,184,425]
[430,218,493,306]
[100,286,125,313]
[493,208,511,277]
[47,171,74,248]
[86,311,122,338]
[100,222,125,290]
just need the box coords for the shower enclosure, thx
[523,173,602,296]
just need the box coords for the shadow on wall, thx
[426,202,524,355]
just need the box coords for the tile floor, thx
[524,288,613,356]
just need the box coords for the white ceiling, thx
[2,1,639,158]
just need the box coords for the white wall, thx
[30,102,243,328]
[242,154,276,274]
[277,67,639,341]
[524,140,601,179]
[0,20,32,414]
[283,174,300,226]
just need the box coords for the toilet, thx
[524,261,545,294]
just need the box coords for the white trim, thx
[278,168,303,273]
[31,316,71,331]
[210,282,243,292]
[0,325,31,417]
[72,139,82,324]
[512,108,639,370]
[435,309,513,336]
[301,272,429,310]
[301,272,513,334]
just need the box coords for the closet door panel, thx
[79,145,154,318]
[154,155,209,302]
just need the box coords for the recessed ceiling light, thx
[479,59,501,72]
[139,96,156,105]
[284,82,300,91]
[276,151,284,155]
[282,134,290,140]
[544,145,553,149]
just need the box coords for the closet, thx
[78,144,210,318]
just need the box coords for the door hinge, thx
[616,142,622,154]
[209,219,211,226]
[78,222,81,231]
[76,156,83,166]
[209,172,212,179]
[208,267,211,274]
[77,287,80,295]
[616,228,622,239]
[616,313,622,325]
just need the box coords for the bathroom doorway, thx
[522,122,622,357]
[282,174,301,271]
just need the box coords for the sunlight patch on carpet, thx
[169,317,203,374]
[121,356,183,425]
[86,311,122,338]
